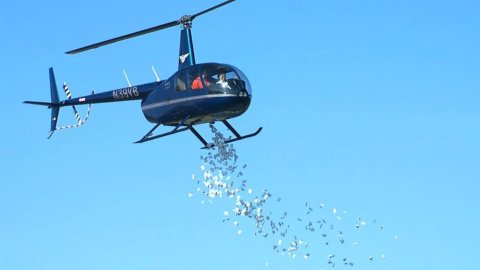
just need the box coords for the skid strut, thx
[189,126,212,148]
[221,120,263,145]
[134,115,191,144]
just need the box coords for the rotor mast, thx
[178,15,196,70]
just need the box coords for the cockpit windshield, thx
[175,63,251,95]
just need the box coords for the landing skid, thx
[134,119,262,149]
[219,120,263,147]
[134,115,190,144]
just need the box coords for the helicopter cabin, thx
[141,63,252,125]
[173,63,250,95]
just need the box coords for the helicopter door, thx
[158,70,189,120]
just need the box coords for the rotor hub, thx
[180,15,193,29]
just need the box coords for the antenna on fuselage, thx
[123,70,132,87]
[151,65,160,82]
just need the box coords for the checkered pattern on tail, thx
[63,82,72,99]
[55,103,91,130]
[54,83,92,131]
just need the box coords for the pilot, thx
[216,73,231,89]
[192,70,211,90]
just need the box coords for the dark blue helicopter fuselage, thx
[50,62,252,127]
[141,62,252,126]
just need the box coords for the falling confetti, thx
[189,124,397,268]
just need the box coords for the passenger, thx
[192,70,211,90]
[216,73,231,89]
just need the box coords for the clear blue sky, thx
[1,0,479,269]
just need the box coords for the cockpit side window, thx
[175,71,187,91]
[222,70,243,89]
[202,66,244,94]
[189,67,212,90]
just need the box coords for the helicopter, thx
[24,0,262,149]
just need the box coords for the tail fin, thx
[24,67,92,139]
[48,67,60,138]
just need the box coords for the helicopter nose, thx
[238,93,252,109]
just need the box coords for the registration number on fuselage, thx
[112,86,139,100]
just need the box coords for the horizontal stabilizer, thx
[23,101,59,107]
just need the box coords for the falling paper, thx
[188,124,396,268]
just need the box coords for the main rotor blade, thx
[66,20,179,54]
[191,0,236,19]
[66,0,236,55]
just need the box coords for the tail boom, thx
[24,67,163,139]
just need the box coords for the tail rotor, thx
[52,82,92,135]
